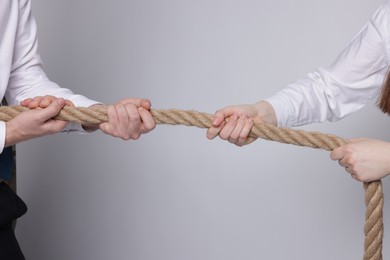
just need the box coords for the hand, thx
[330,138,390,182]
[21,95,74,109]
[5,98,69,147]
[95,98,156,140]
[206,101,277,146]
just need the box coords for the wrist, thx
[4,121,32,147]
[0,122,7,152]
[253,101,277,126]
[5,121,20,147]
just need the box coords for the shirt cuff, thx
[264,94,294,127]
[0,121,6,154]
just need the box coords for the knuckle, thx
[143,125,155,133]
[127,109,140,120]
[238,137,247,144]
[344,158,355,166]
[344,146,354,154]
[228,135,238,143]
[355,175,366,182]
[239,132,249,139]
[149,124,156,131]
[129,132,141,140]
[206,131,216,140]
[219,132,229,140]
[121,136,130,141]
[230,132,239,140]
[110,129,121,138]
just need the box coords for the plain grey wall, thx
[15,0,389,259]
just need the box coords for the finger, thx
[212,113,225,127]
[43,96,74,108]
[138,107,156,134]
[38,98,66,121]
[119,98,151,109]
[338,159,346,167]
[20,98,33,107]
[236,118,254,146]
[212,108,236,127]
[40,95,56,108]
[219,114,239,140]
[110,103,131,139]
[206,121,226,140]
[140,99,151,110]
[344,165,355,175]
[28,96,43,109]
[64,99,75,107]
[39,99,69,133]
[43,118,70,133]
[229,115,247,144]
[124,103,142,139]
[116,103,133,139]
[330,147,344,161]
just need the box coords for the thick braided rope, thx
[0,106,383,260]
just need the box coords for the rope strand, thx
[1,105,383,260]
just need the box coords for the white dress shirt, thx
[0,0,99,153]
[265,1,390,127]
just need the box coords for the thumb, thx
[140,99,151,110]
[330,146,343,161]
[38,98,66,121]
[212,107,236,127]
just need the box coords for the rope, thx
[1,105,383,260]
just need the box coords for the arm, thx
[5,0,99,139]
[267,2,390,127]
[6,0,98,109]
[0,0,93,152]
[10,1,155,144]
[208,2,390,145]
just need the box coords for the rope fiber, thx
[1,105,383,260]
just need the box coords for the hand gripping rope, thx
[0,105,383,260]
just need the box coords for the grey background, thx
[15,0,389,259]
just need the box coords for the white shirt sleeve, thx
[265,2,390,127]
[0,0,102,153]
[0,0,100,152]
